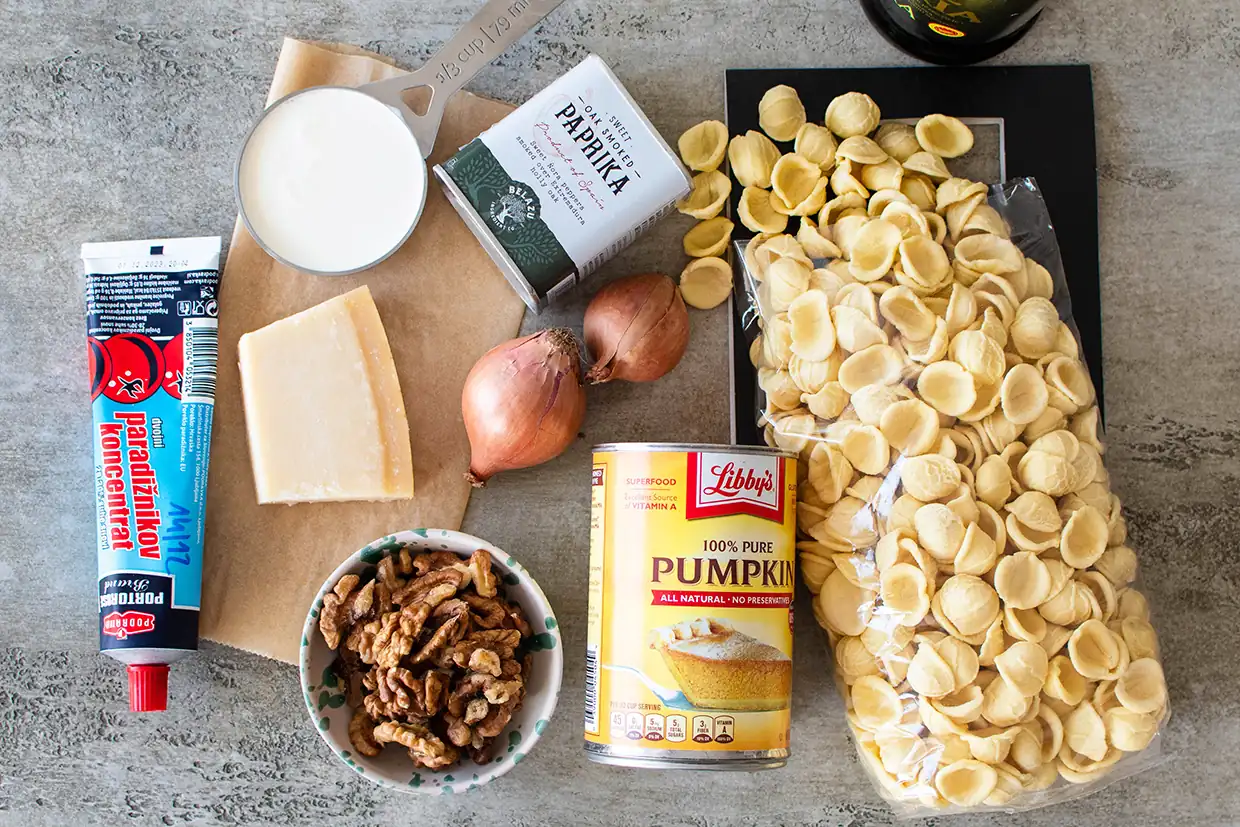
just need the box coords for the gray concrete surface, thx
[3,1,1239,824]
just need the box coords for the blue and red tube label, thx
[83,237,221,659]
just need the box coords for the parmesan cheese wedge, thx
[238,286,413,504]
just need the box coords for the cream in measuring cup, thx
[235,0,565,275]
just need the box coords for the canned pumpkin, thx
[584,443,797,770]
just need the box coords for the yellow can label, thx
[585,446,797,761]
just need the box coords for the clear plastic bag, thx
[736,178,1169,816]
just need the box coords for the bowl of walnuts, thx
[299,529,563,794]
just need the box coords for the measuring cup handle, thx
[363,0,565,157]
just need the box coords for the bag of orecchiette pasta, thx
[733,148,1168,814]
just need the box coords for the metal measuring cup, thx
[235,0,565,276]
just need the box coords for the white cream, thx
[238,87,426,274]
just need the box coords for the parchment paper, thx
[200,39,525,664]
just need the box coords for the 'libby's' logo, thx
[686,452,785,522]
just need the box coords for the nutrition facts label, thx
[610,711,736,744]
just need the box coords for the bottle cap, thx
[127,663,169,712]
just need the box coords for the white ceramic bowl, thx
[299,529,563,794]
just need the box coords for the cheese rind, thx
[238,286,414,504]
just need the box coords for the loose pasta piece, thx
[836,135,889,165]
[728,130,781,188]
[825,91,881,138]
[771,153,828,215]
[874,123,922,162]
[675,170,732,219]
[860,158,905,192]
[903,151,951,181]
[758,84,807,142]
[916,114,975,158]
[788,289,837,361]
[848,219,903,282]
[738,187,790,234]
[678,256,733,310]
[683,216,735,257]
[917,361,977,417]
[795,122,838,171]
[678,119,728,171]
[797,217,843,259]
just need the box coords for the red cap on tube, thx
[127,664,169,712]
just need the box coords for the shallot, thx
[584,273,690,383]
[461,328,587,487]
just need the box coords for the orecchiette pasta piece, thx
[935,177,988,213]
[770,410,817,453]
[838,344,904,394]
[794,122,838,172]
[994,641,1050,698]
[1077,571,1117,621]
[807,443,853,505]
[817,568,877,637]
[992,551,1053,610]
[832,212,871,259]
[1008,490,1062,532]
[799,548,835,594]
[1009,297,1060,359]
[900,453,963,502]
[849,218,903,282]
[1004,604,1047,643]
[881,563,932,626]
[765,257,811,313]
[676,169,732,219]
[836,281,879,320]
[796,217,842,259]
[851,674,904,731]
[908,641,957,697]
[868,188,911,217]
[963,726,1016,765]
[981,671,1033,727]
[1022,405,1068,443]
[771,154,829,216]
[935,760,998,807]
[758,368,802,410]
[851,383,908,426]
[935,635,981,690]
[878,286,935,340]
[1105,707,1159,752]
[1060,505,1109,569]
[879,398,940,458]
[1068,619,1127,681]
[788,352,836,394]
[754,233,812,273]
[955,233,1024,275]
[944,282,979,336]
[834,553,880,591]
[678,119,729,172]
[1039,579,1100,627]
[963,204,1010,240]
[950,329,1006,386]
[728,130,781,188]
[859,158,905,192]
[953,523,998,577]
[836,634,882,681]
[914,502,965,562]
[903,150,950,181]
[871,123,919,162]
[813,495,879,550]
[761,313,794,368]
[1116,658,1166,715]
[898,235,952,289]
[738,186,790,234]
[787,289,836,362]
[915,114,974,158]
[803,381,850,420]
[1017,449,1075,497]
[932,685,984,725]
[683,216,735,257]
[904,318,949,366]
[758,84,807,142]
[678,256,733,310]
[841,425,890,476]
[1055,322,1081,360]
[1116,587,1150,621]
[820,191,867,227]
[1044,654,1091,707]
[936,574,1000,637]
[973,455,1012,509]
[1063,702,1109,762]
[825,91,881,138]
[1113,616,1159,662]
[835,135,888,165]
[901,173,937,211]
[1045,356,1095,410]
[917,361,977,417]
[1000,363,1050,425]
[830,158,870,199]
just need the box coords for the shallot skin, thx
[462,328,586,487]
[584,273,690,384]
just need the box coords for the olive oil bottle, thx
[860,0,1045,64]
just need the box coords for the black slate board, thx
[726,66,1100,447]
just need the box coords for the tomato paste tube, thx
[82,236,222,712]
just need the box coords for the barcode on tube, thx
[182,318,219,404]
[584,644,600,734]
